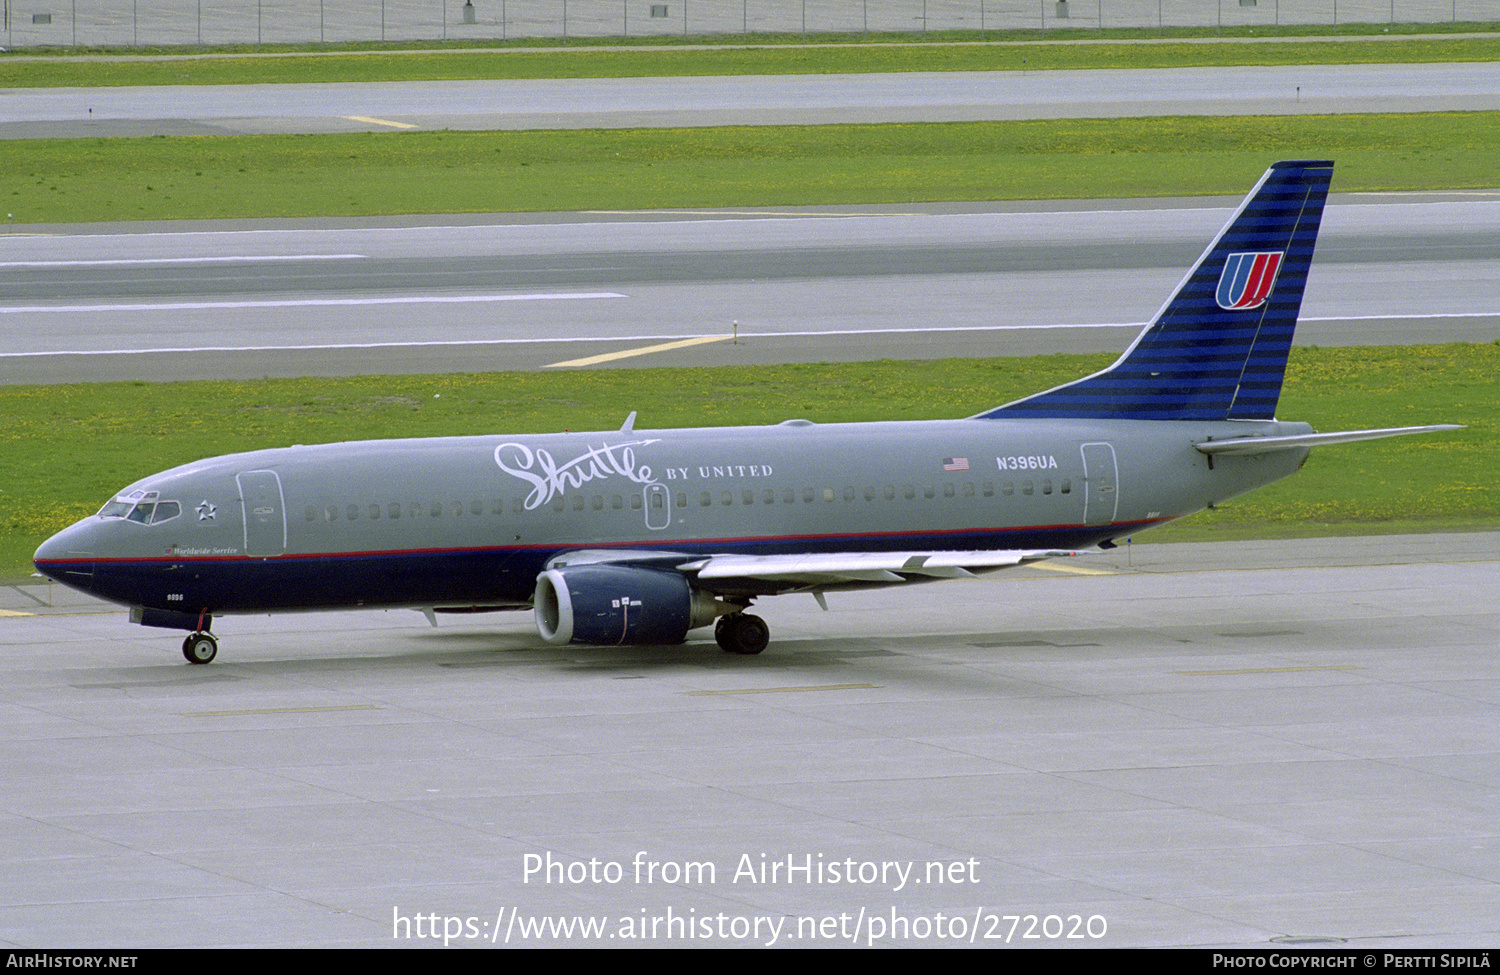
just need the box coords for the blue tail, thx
[980,160,1334,422]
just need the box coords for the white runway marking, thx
[2,312,1494,359]
[0,255,366,267]
[0,322,1141,359]
[0,291,627,316]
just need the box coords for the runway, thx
[3,533,1496,947]
[3,192,1498,383]
[6,62,1500,139]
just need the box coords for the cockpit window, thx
[98,490,179,525]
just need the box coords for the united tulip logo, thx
[1216,251,1284,310]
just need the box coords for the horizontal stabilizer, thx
[1195,424,1464,456]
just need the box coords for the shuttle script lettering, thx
[494,440,662,510]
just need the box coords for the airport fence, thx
[1,0,1489,49]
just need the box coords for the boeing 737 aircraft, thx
[34,160,1459,663]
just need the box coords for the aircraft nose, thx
[33,518,98,582]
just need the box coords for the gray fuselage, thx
[34,414,1311,616]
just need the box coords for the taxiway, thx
[3,533,1497,947]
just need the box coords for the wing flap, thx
[684,550,1071,587]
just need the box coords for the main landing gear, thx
[714,613,769,655]
[182,631,218,665]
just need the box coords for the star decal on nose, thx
[196,501,218,521]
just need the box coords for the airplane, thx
[33,159,1461,664]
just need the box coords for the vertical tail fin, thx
[980,160,1334,422]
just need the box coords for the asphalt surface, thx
[5,62,1500,139]
[4,532,1496,947]
[3,192,1497,383]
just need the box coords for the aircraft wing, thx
[677,549,1073,588]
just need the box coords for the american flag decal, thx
[942,457,970,471]
[1216,251,1284,310]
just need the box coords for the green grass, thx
[4,30,1499,87]
[8,112,1499,223]
[5,344,1495,580]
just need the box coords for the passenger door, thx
[1080,443,1119,527]
[237,470,287,556]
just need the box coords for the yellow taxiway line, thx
[342,115,418,130]
[546,334,731,368]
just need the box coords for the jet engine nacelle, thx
[533,564,719,646]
